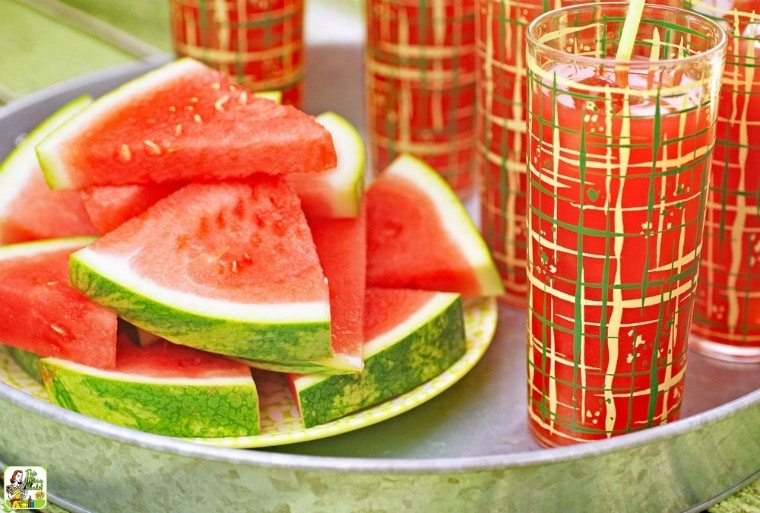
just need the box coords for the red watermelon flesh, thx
[308,204,367,368]
[2,171,97,243]
[115,335,252,379]
[363,287,433,341]
[365,172,482,296]
[80,182,184,234]
[38,58,337,190]
[0,238,117,368]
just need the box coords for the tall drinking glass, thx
[526,3,726,447]
[682,0,760,363]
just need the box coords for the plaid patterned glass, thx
[525,3,726,446]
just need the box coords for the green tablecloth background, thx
[0,1,756,511]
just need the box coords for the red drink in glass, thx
[526,3,726,446]
[684,0,760,362]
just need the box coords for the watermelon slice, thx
[0,96,97,243]
[68,177,332,362]
[36,58,337,190]
[290,288,466,428]
[241,206,367,374]
[0,237,118,369]
[288,111,366,218]
[39,334,260,438]
[366,154,505,298]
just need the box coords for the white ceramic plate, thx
[0,297,497,448]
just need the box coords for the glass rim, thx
[526,2,728,68]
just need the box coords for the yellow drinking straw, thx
[616,0,646,62]
[615,0,646,87]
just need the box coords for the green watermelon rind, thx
[39,356,260,438]
[292,291,466,428]
[69,248,332,362]
[290,111,366,218]
[383,154,505,297]
[0,95,92,223]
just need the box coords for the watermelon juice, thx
[525,3,726,446]
[683,0,760,362]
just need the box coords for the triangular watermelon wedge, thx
[0,96,97,243]
[69,177,332,363]
[366,154,505,297]
[37,58,337,190]
[0,237,118,369]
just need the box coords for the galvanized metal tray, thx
[0,43,758,513]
